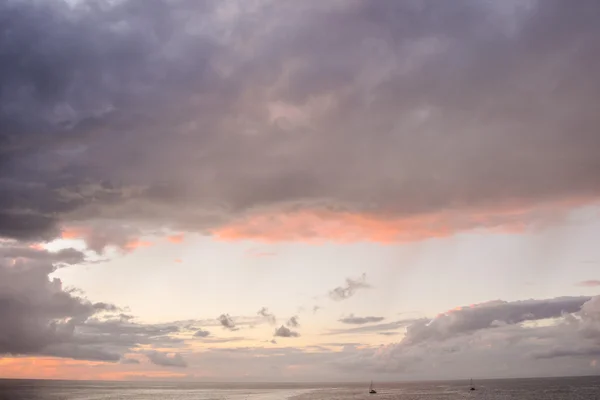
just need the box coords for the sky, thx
[1,0,600,382]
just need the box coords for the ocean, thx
[0,376,599,400]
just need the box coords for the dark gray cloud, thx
[0,245,86,266]
[0,249,119,359]
[0,245,188,362]
[0,0,599,245]
[257,307,277,325]
[146,351,188,368]
[329,274,370,301]
[217,314,238,331]
[42,343,121,362]
[339,314,385,325]
[286,316,299,328]
[193,329,210,338]
[274,325,299,338]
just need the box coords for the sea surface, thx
[0,376,599,400]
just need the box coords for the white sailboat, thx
[470,378,476,391]
[369,381,377,394]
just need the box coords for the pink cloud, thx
[578,280,600,287]
[167,234,185,244]
[212,199,597,244]
[124,240,153,251]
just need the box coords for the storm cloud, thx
[0,0,598,245]
[2,0,600,381]
[0,248,116,358]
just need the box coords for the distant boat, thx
[470,378,476,391]
[369,381,377,394]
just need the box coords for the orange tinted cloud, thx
[0,357,112,380]
[61,227,88,240]
[0,357,189,381]
[577,280,600,287]
[167,234,185,244]
[124,240,153,251]
[213,199,597,243]
[175,258,183,263]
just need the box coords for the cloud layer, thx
[2,0,600,382]
[1,0,599,245]
[336,296,600,379]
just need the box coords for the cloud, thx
[121,357,141,364]
[193,329,210,338]
[257,307,277,325]
[0,0,598,245]
[286,316,300,328]
[0,249,121,359]
[274,326,299,338]
[334,296,600,379]
[578,280,600,287]
[2,0,600,381]
[0,245,189,364]
[326,320,415,336]
[329,274,370,301]
[532,347,600,360]
[146,351,188,368]
[339,315,385,325]
[217,314,238,331]
[42,344,121,362]
[167,234,185,244]
[313,306,322,314]
[403,296,590,345]
[176,315,265,329]
[0,245,86,267]
[196,337,246,344]
[60,224,150,254]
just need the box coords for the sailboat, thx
[369,381,377,394]
[469,378,476,391]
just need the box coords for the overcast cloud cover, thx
[1,0,600,381]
